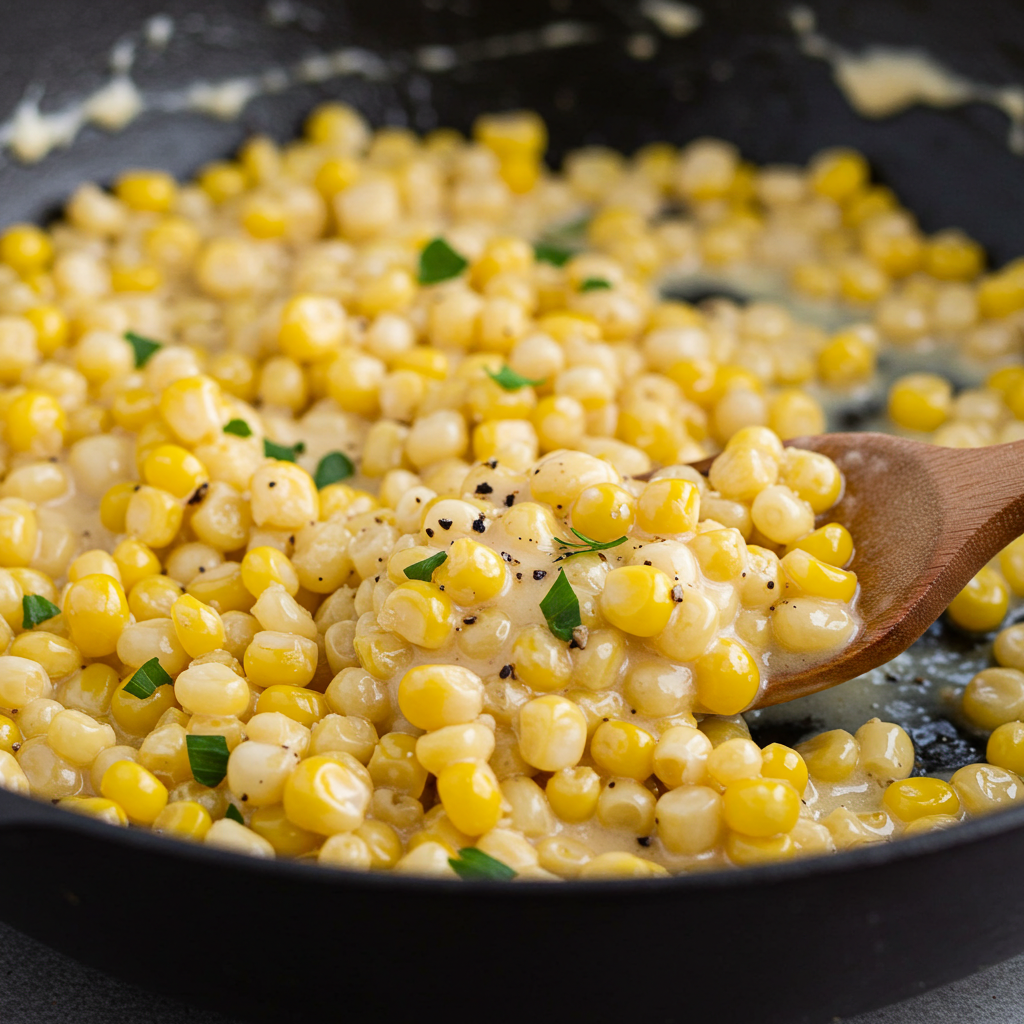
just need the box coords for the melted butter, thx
[790,5,1024,154]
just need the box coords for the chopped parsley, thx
[186,734,230,788]
[314,451,355,488]
[223,419,253,437]
[21,594,60,629]
[418,237,468,285]
[124,331,162,367]
[449,847,517,881]
[539,568,582,643]
[404,551,448,582]
[486,365,545,391]
[122,657,172,700]
[264,439,306,462]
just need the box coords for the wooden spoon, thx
[695,432,1024,709]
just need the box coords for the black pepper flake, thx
[487,458,498,469]
[289,535,295,544]
[133,484,141,491]
[426,528,434,538]
[268,481,276,488]
[608,780,616,788]
[475,482,493,495]
[643,560,652,566]
[472,517,486,533]
[885,672,898,682]
[11,742,19,752]
[741,572,747,578]
[499,664,515,679]
[516,573,522,580]
[637,836,651,848]
[187,482,209,506]
[533,570,547,581]
[438,518,453,530]
[769,606,776,612]
[767,581,775,590]
[463,616,477,625]
[198,566,205,573]
[501,551,513,562]
[504,494,515,507]
[671,584,684,602]
[630,708,637,715]
[240,794,248,802]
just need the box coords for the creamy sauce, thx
[790,6,1024,154]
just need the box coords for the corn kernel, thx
[100,759,168,824]
[599,565,674,637]
[590,720,656,780]
[883,777,960,822]
[694,638,760,715]
[723,777,800,837]
[947,566,1008,633]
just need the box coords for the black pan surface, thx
[1,2,1024,1021]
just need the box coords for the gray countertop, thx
[0,919,1021,1024]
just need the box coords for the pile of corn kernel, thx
[0,103,1018,880]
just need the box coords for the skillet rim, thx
[2,779,1022,896]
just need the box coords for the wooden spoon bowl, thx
[736,433,1024,708]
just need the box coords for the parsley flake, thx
[579,277,612,292]
[21,594,60,630]
[404,551,448,582]
[186,734,230,788]
[539,568,582,643]
[264,439,306,462]
[449,846,517,881]
[487,365,545,391]
[223,419,253,438]
[418,237,468,285]
[124,331,162,367]
[554,528,628,561]
[225,804,244,824]
[533,242,573,267]
[314,451,355,489]
[122,657,173,700]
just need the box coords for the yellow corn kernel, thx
[723,777,800,837]
[241,546,300,598]
[244,630,318,689]
[786,523,854,568]
[64,574,130,658]
[247,803,320,857]
[367,733,427,797]
[99,482,135,534]
[474,110,546,158]
[255,684,327,727]
[987,721,1024,776]
[377,581,453,649]
[0,713,22,755]
[142,445,208,500]
[437,760,503,836]
[1,224,53,273]
[432,538,507,605]
[110,674,179,736]
[284,754,371,836]
[397,664,484,731]
[797,729,860,782]
[100,760,168,824]
[690,528,747,583]
[818,331,876,386]
[760,743,808,795]
[414,722,494,776]
[111,387,158,432]
[780,549,858,602]
[568,483,636,543]
[111,538,161,593]
[125,486,183,549]
[883,777,960,822]
[888,372,952,432]
[546,766,601,823]
[153,800,213,842]
[393,347,450,380]
[115,170,177,212]
[694,638,760,715]
[780,449,842,513]
[590,720,656,780]
[171,594,227,658]
[59,796,128,826]
[187,563,254,614]
[128,575,184,621]
[111,263,163,292]
[809,148,868,202]
[198,161,247,203]
[635,478,700,536]
[599,565,674,637]
[725,830,796,866]
[517,694,587,771]
[207,351,258,402]
[24,306,68,357]
[0,498,36,568]
[279,294,346,362]
[510,624,572,691]
[144,216,201,269]
[947,566,1009,633]
[159,375,226,445]
[6,390,66,455]
[978,273,1024,319]
[924,230,983,280]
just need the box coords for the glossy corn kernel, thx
[64,574,130,657]
[723,777,800,837]
[255,684,327,727]
[590,720,656,780]
[437,760,503,836]
[818,331,876,387]
[432,538,507,605]
[780,549,858,602]
[377,581,453,649]
[760,743,808,794]
[517,694,587,771]
[987,720,1024,775]
[112,538,162,593]
[797,729,860,782]
[694,638,760,715]
[244,631,318,689]
[59,796,128,826]
[635,478,700,536]
[888,373,953,432]
[249,804,321,857]
[545,766,601,823]
[883,777,960,822]
[110,674,178,736]
[809,148,868,202]
[171,594,226,658]
[6,390,66,455]
[115,170,177,212]
[241,546,300,598]
[125,486,183,549]
[100,760,168,825]
[142,444,208,500]
[946,566,1008,633]
[569,483,636,542]
[950,763,1024,816]
[787,523,854,568]
[153,800,213,842]
[283,754,372,836]
[0,224,53,273]
[397,664,484,731]
[725,830,796,866]
[600,565,674,637]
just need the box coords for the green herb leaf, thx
[579,277,611,292]
[124,331,162,368]
[418,237,468,285]
[225,803,244,824]
[539,568,582,643]
[533,242,573,267]
[21,594,60,630]
[223,418,253,438]
[186,734,230,788]
[314,451,355,489]
[122,657,173,700]
[554,528,628,561]
[486,365,545,391]
[264,439,306,462]
[404,551,448,582]
[449,846,517,881]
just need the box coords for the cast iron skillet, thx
[2,1,1024,1021]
